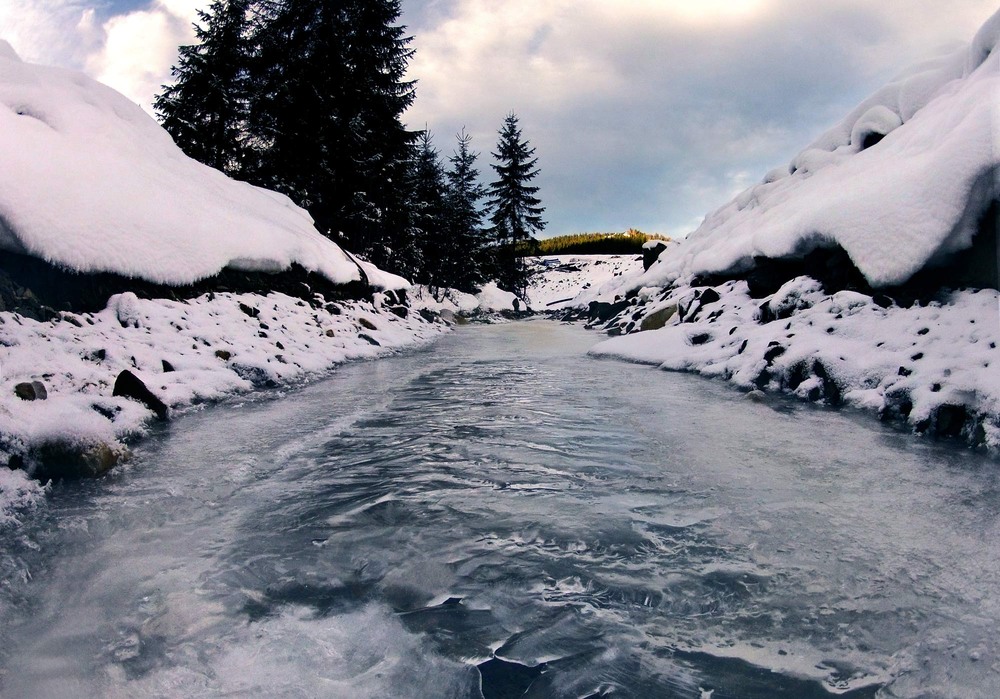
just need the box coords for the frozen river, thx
[1,320,999,698]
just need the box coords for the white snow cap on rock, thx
[0,40,406,291]
[643,9,1000,289]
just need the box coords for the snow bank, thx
[409,282,527,318]
[0,290,445,489]
[637,9,1000,289]
[588,281,1000,452]
[0,41,406,290]
[526,255,644,310]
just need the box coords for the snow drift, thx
[640,9,1000,289]
[0,40,404,291]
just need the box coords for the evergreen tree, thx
[154,0,256,177]
[444,129,488,292]
[251,0,418,268]
[155,0,418,273]
[408,130,447,287]
[486,113,546,296]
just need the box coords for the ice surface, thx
[637,9,1000,289]
[0,42,409,289]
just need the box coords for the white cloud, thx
[86,1,203,112]
[403,0,998,236]
[1,0,207,112]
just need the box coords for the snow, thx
[0,42,434,514]
[634,9,1000,289]
[0,291,445,489]
[587,280,1000,452]
[525,255,645,310]
[408,282,526,317]
[0,41,408,290]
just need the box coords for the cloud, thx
[402,0,998,236]
[0,0,206,111]
[86,1,202,112]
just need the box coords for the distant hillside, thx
[518,230,671,256]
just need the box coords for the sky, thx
[1,1,997,239]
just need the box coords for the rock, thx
[588,299,629,323]
[642,240,669,271]
[359,333,380,346]
[239,302,259,318]
[112,370,169,420]
[763,344,786,363]
[439,309,455,324]
[358,317,377,331]
[699,288,721,305]
[30,440,128,479]
[744,389,767,402]
[161,359,175,372]
[215,349,232,361]
[933,404,968,439]
[689,332,712,345]
[325,329,335,337]
[14,381,47,401]
[112,291,142,328]
[8,454,23,470]
[639,305,677,331]
[389,306,408,318]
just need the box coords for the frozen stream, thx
[1,320,999,698]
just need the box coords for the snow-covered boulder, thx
[0,40,405,292]
[638,9,1000,291]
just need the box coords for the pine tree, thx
[154,0,256,177]
[486,113,546,296]
[444,129,488,292]
[251,0,418,267]
[156,0,418,274]
[409,130,447,287]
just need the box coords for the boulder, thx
[30,440,128,479]
[588,299,629,322]
[640,305,677,331]
[643,240,669,271]
[112,369,168,420]
[14,380,47,401]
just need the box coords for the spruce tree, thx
[486,113,546,296]
[408,130,447,288]
[156,0,418,274]
[154,0,255,177]
[251,0,418,267]
[444,129,488,292]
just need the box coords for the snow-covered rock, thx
[526,255,644,311]
[635,9,1000,290]
[409,282,528,319]
[0,40,404,292]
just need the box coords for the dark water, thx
[1,320,999,698]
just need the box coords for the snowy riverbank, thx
[523,11,1000,455]
[0,290,447,517]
